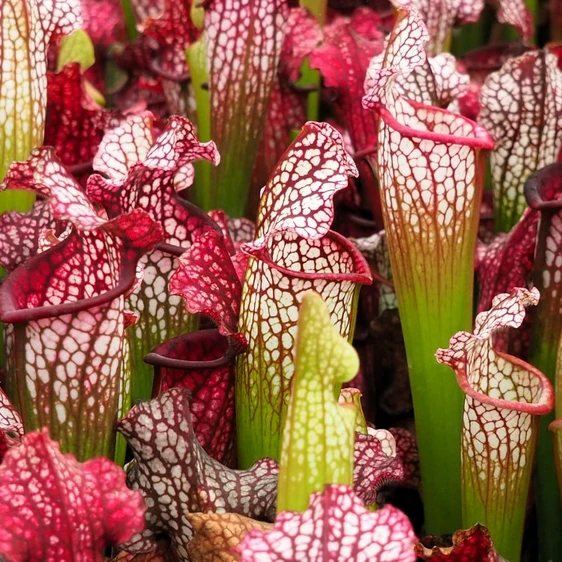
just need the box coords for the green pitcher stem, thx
[451,22,487,56]
[120,0,138,40]
[186,37,213,211]
[297,61,321,123]
[0,191,36,214]
[436,288,551,562]
[398,282,467,533]
[114,338,133,466]
[361,6,494,531]
[383,158,482,533]
[527,171,562,561]
[205,1,286,217]
[530,310,562,562]
[298,0,326,122]
[536,418,562,562]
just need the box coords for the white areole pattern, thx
[0,0,82,178]
[0,148,162,461]
[437,288,553,535]
[362,5,493,310]
[480,50,562,231]
[235,123,371,467]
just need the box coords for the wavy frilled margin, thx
[0,199,58,273]
[495,0,534,41]
[238,485,417,562]
[167,214,258,463]
[523,163,562,561]
[390,0,532,56]
[0,429,145,559]
[203,0,289,215]
[166,211,255,444]
[236,122,372,468]
[479,49,562,232]
[362,5,494,534]
[277,291,359,512]
[436,288,554,562]
[353,429,405,508]
[0,147,163,460]
[0,0,81,213]
[88,113,220,402]
[117,388,278,562]
[475,208,539,359]
[389,0,483,55]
